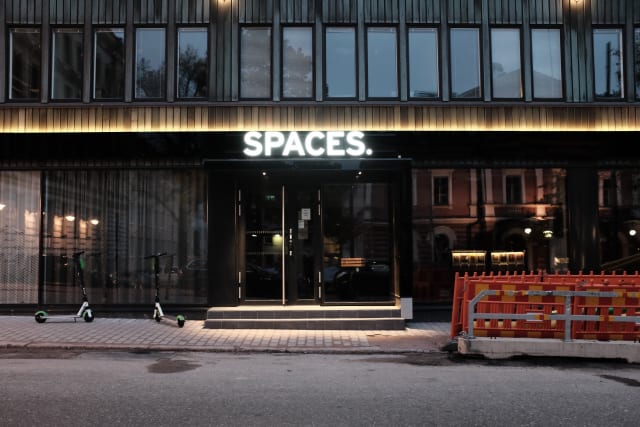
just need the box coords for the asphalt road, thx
[1,350,639,427]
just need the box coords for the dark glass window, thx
[135,28,166,99]
[450,28,481,98]
[282,27,313,99]
[408,28,439,98]
[602,177,615,207]
[177,28,208,98]
[433,176,449,206]
[10,29,41,100]
[531,29,563,99]
[94,29,125,100]
[491,28,522,99]
[325,27,356,98]
[240,27,272,99]
[367,27,398,98]
[593,29,623,98]
[52,29,83,100]
[635,29,640,99]
[505,175,523,204]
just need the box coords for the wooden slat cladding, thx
[591,0,625,25]
[2,105,640,132]
[134,0,168,24]
[280,0,315,24]
[49,0,85,25]
[323,0,358,24]
[405,0,440,24]
[488,0,522,25]
[528,0,562,25]
[175,0,209,24]
[448,0,482,24]
[5,0,43,24]
[239,0,274,24]
[92,0,127,25]
[364,0,400,23]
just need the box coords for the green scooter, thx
[146,252,185,328]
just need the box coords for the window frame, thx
[239,25,273,100]
[365,25,399,100]
[50,26,84,102]
[407,26,440,100]
[134,26,168,101]
[592,27,625,100]
[530,26,565,101]
[504,173,524,205]
[92,26,126,101]
[323,25,358,100]
[8,26,42,102]
[490,26,523,100]
[176,26,209,100]
[633,27,640,100]
[280,25,315,101]
[431,169,453,208]
[449,26,483,100]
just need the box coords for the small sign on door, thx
[301,208,311,220]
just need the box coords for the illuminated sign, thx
[243,131,372,158]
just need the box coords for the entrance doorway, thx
[240,172,395,305]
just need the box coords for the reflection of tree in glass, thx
[136,57,165,98]
[178,45,207,98]
[283,39,312,98]
[241,29,271,97]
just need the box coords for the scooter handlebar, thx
[144,252,168,259]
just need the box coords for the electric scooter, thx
[146,252,185,328]
[35,251,95,323]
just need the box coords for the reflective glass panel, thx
[10,29,41,100]
[325,27,356,98]
[52,29,83,100]
[634,29,640,99]
[323,183,392,302]
[593,29,623,98]
[177,28,208,98]
[0,172,41,304]
[94,29,125,99]
[241,27,272,99]
[282,27,313,98]
[408,28,439,98]
[135,28,166,99]
[41,170,208,305]
[367,27,398,98]
[531,29,562,99]
[450,28,481,98]
[491,28,522,98]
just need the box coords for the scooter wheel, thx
[35,311,47,323]
[83,309,94,323]
[176,315,185,328]
[154,313,162,322]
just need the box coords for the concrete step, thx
[204,306,405,330]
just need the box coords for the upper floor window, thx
[52,28,83,100]
[505,175,523,204]
[135,28,166,99]
[408,28,439,99]
[367,27,398,98]
[593,29,623,99]
[531,28,563,99]
[240,27,272,99]
[282,27,313,99]
[94,28,125,100]
[450,28,481,99]
[634,29,640,99]
[432,176,450,206]
[177,28,208,99]
[491,28,522,99]
[9,28,41,100]
[325,27,356,98]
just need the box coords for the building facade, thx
[1,0,640,317]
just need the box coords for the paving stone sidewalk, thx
[0,316,452,354]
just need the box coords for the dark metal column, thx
[566,167,600,273]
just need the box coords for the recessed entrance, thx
[239,170,397,305]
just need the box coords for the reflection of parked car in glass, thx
[177,258,208,296]
[334,260,391,301]
[246,262,281,298]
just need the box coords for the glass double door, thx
[243,180,320,303]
